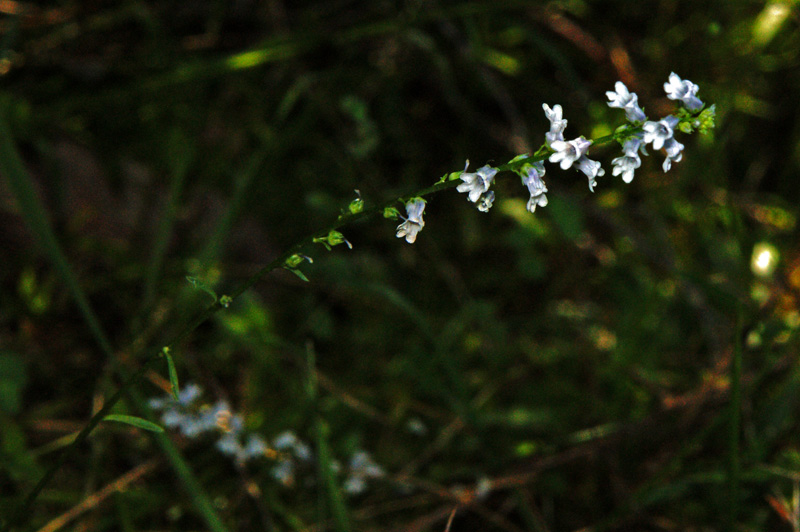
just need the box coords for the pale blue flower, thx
[243,434,268,459]
[611,137,645,183]
[543,104,567,144]
[216,432,243,457]
[350,451,385,478]
[395,199,426,244]
[522,163,548,213]
[664,72,703,111]
[549,137,592,170]
[457,161,497,203]
[343,450,385,496]
[177,384,203,406]
[343,476,367,495]
[273,431,299,450]
[643,116,679,150]
[575,156,605,192]
[477,191,495,212]
[293,441,313,461]
[271,458,295,486]
[611,153,641,184]
[148,383,203,411]
[606,81,646,122]
[160,408,187,429]
[662,137,684,172]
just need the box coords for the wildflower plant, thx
[2,72,715,529]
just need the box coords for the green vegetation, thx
[1,1,799,530]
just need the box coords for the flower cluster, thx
[342,450,387,495]
[149,384,389,496]
[148,384,269,465]
[394,72,712,244]
[608,72,706,178]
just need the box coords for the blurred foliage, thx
[1,0,800,530]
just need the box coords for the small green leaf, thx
[508,153,531,165]
[103,415,164,433]
[286,267,310,282]
[185,276,218,302]
[164,352,180,400]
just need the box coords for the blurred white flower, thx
[396,199,426,244]
[611,137,645,183]
[522,163,548,213]
[343,450,385,496]
[575,156,605,192]
[606,81,646,122]
[664,72,703,111]
[662,137,684,172]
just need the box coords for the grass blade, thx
[102,415,165,433]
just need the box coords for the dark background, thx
[1,1,800,530]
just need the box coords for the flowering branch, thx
[4,73,714,530]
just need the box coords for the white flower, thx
[293,441,313,461]
[457,161,497,203]
[216,432,243,457]
[349,451,385,479]
[396,199,426,244]
[606,81,646,122]
[243,434,268,459]
[522,163,548,213]
[177,384,203,406]
[161,408,188,429]
[271,458,295,486]
[344,450,385,496]
[664,72,703,111]
[575,156,605,192]
[549,136,591,170]
[643,116,679,150]
[343,476,367,495]
[611,154,640,184]
[662,137,684,172]
[273,431,299,451]
[477,191,495,212]
[611,137,645,183]
[149,383,203,411]
[612,154,640,184]
[543,104,567,144]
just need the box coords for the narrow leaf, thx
[165,352,180,401]
[185,276,218,302]
[103,415,165,433]
[286,268,310,282]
